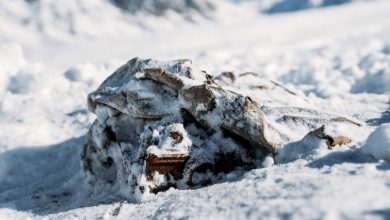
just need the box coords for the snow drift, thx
[362,123,390,161]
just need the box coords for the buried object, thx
[82,58,363,197]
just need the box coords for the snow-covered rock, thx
[82,58,364,199]
[1,0,390,218]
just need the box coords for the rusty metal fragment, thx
[145,153,189,181]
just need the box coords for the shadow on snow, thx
[1,136,389,216]
[366,100,390,126]
[0,136,124,215]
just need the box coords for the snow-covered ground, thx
[0,0,389,219]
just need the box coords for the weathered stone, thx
[82,58,362,196]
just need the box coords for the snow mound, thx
[0,43,26,98]
[111,0,215,18]
[0,0,141,38]
[262,0,367,14]
[0,43,116,150]
[362,123,390,161]
[351,51,390,94]
[0,43,25,74]
[259,39,390,98]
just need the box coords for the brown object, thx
[221,71,236,82]
[181,84,216,117]
[282,115,363,127]
[170,132,183,143]
[143,68,185,92]
[270,80,310,102]
[326,136,352,149]
[239,72,258,77]
[145,153,189,181]
[310,125,352,149]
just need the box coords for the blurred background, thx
[0,0,377,67]
[0,0,389,150]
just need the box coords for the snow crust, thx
[0,0,390,219]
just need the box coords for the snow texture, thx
[362,123,390,161]
[0,0,390,219]
[111,0,215,18]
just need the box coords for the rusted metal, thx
[145,153,189,181]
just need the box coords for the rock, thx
[82,57,363,198]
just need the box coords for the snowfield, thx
[0,0,390,219]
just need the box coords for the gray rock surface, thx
[82,58,364,199]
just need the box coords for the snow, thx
[147,123,193,155]
[262,155,275,167]
[362,123,390,161]
[0,0,390,219]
